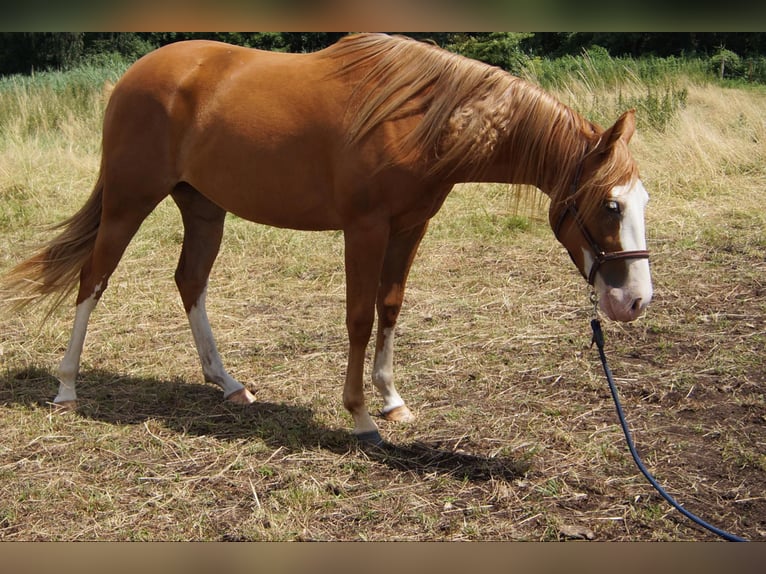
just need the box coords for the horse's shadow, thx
[1,366,526,482]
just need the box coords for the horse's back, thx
[98,38,440,231]
[101,40,351,228]
[108,40,330,121]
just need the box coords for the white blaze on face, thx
[586,180,653,322]
[615,180,649,254]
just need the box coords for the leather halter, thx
[553,164,650,286]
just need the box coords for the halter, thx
[553,163,650,286]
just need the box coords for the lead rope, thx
[588,292,747,542]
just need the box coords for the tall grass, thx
[0,61,127,146]
[522,47,707,132]
[525,47,711,90]
[0,63,127,242]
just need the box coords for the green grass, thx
[525,48,710,90]
[521,48,707,131]
[0,61,125,145]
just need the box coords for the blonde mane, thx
[323,33,638,209]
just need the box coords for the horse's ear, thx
[596,109,636,154]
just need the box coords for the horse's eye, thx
[605,200,621,214]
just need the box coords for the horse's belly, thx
[181,127,345,230]
[225,188,343,231]
[188,169,343,231]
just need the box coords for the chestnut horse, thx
[3,34,652,444]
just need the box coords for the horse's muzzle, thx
[599,284,652,322]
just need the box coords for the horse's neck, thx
[450,94,589,201]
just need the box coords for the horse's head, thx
[551,110,653,322]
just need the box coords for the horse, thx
[2,33,652,444]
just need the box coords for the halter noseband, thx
[553,163,650,286]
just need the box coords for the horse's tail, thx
[2,170,104,314]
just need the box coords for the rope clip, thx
[589,290,603,349]
[589,289,600,320]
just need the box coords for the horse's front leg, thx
[372,222,429,423]
[342,220,390,445]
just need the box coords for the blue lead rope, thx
[590,318,747,542]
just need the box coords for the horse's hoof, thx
[227,388,256,405]
[51,400,78,412]
[355,430,385,447]
[381,404,414,423]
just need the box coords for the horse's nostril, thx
[631,298,643,312]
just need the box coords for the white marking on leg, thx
[372,327,405,414]
[187,287,247,399]
[55,291,99,403]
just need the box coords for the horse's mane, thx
[322,33,637,209]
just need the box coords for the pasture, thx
[1,54,765,541]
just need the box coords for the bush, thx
[447,33,533,74]
[520,48,699,133]
[711,48,743,80]
[618,86,689,132]
[84,34,156,66]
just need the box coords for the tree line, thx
[2,32,765,79]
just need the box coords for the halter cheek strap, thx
[553,166,650,286]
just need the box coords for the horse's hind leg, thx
[372,222,429,423]
[55,290,98,406]
[56,195,161,407]
[171,184,254,404]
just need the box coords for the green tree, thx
[83,33,156,64]
[0,32,84,75]
[711,47,742,79]
[447,32,533,73]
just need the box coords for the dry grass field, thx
[0,68,765,540]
